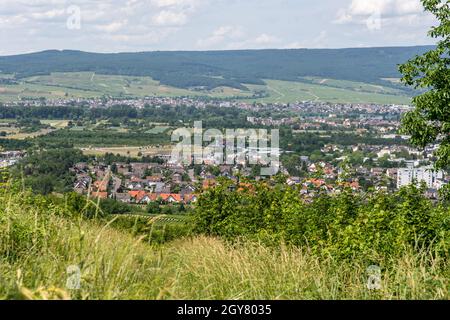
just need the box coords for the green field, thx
[0,72,256,102]
[81,145,173,157]
[145,126,171,134]
[246,79,412,105]
[0,72,412,104]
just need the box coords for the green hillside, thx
[0,72,411,104]
[0,46,432,100]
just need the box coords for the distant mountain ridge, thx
[0,46,434,92]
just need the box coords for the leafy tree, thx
[11,148,87,195]
[399,0,450,171]
[111,163,118,174]
[182,173,191,182]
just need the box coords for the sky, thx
[0,0,438,55]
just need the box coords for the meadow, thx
[0,119,69,140]
[0,178,448,300]
[81,145,173,158]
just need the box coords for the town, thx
[2,98,446,207]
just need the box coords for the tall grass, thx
[162,237,448,300]
[0,187,448,300]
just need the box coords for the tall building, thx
[397,166,444,189]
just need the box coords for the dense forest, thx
[0,47,433,91]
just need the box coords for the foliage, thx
[192,179,450,260]
[147,202,162,215]
[399,0,450,170]
[0,138,31,151]
[10,148,87,195]
[35,129,171,147]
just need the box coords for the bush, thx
[147,202,162,214]
[192,179,450,260]
[63,192,132,218]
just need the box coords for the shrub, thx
[192,179,450,260]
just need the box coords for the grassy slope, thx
[0,72,411,104]
[246,80,411,105]
[0,72,255,102]
[0,187,447,300]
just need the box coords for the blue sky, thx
[0,0,437,55]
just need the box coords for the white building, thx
[397,166,444,189]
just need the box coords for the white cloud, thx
[335,0,424,24]
[197,25,245,47]
[150,0,204,8]
[285,30,328,49]
[0,0,214,53]
[253,33,279,45]
[96,20,128,33]
[0,15,28,28]
[152,10,188,26]
[198,26,280,50]
[0,0,436,54]
[30,9,66,20]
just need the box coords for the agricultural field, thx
[0,119,70,140]
[0,72,412,104]
[0,124,50,140]
[0,72,256,102]
[40,120,70,129]
[145,126,171,134]
[0,80,103,102]
[6,129,54,140]
[246,79,412,105]
[80,145,173,157]
[24,72,200,98]
[302,77,407,95]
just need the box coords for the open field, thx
[0,120,69,140]
[145,126,171,134]
[0,125,55,140]
[246,79,412,105]
[25,72,200,98]
[0,72,255,102]
[0,72,412,104]
[0,81,104,102]
[6,129,55,140]
[80,145,173,157]
[302,77,405,95]
[40,120,70,129]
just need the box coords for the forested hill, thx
[0,46,434,91]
